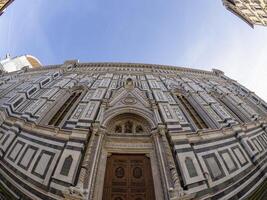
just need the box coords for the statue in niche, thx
[115,125,122,133]
[125,77,134,89]
[125,121,133,133]
[136,125,144,133]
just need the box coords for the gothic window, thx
[48,91,82,126]
[60,155,73,176]
[185,157,198,178]
[177,95,208,129]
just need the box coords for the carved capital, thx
[92,123,100,134]
[157,125,166,136]
[96,127,106,136]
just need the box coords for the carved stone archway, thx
[102,106,157,131]
[93,112,165,200]
[69,110,183,200]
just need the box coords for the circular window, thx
[115,167,125,178]
[133,167,142,178]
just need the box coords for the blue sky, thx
[0,0,267,100]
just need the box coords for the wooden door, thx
[103,154,155,200]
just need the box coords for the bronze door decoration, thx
[103,154,156,200]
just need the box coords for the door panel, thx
[103,154,155,200]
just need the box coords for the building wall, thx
[223,0,267,27]
[0,61,266,199]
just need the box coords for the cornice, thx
[21,61,222,78]
[0,110,89,142]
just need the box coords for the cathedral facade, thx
[0,61,267,200]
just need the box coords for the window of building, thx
[48,92,82,126]
[177,95,208,129]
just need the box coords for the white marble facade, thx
[0,61,267,200]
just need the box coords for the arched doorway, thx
[103,154,155,200]
[93,113,164,200]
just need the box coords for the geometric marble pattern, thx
[0,61,266,200]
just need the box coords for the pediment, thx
[109,87,150,108]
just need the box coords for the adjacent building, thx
[222,0,267,28]
[0,61,267,200]
[0,0,14,16]
[0,54,42,73]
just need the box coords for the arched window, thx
[48,91,82,126]
[185,157,198,178]
[177,95,208,129]
[60,155,73,176]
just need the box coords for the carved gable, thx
[109,87,150,108]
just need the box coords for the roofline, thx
[23,60,224,77]
[78,61,216,74]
